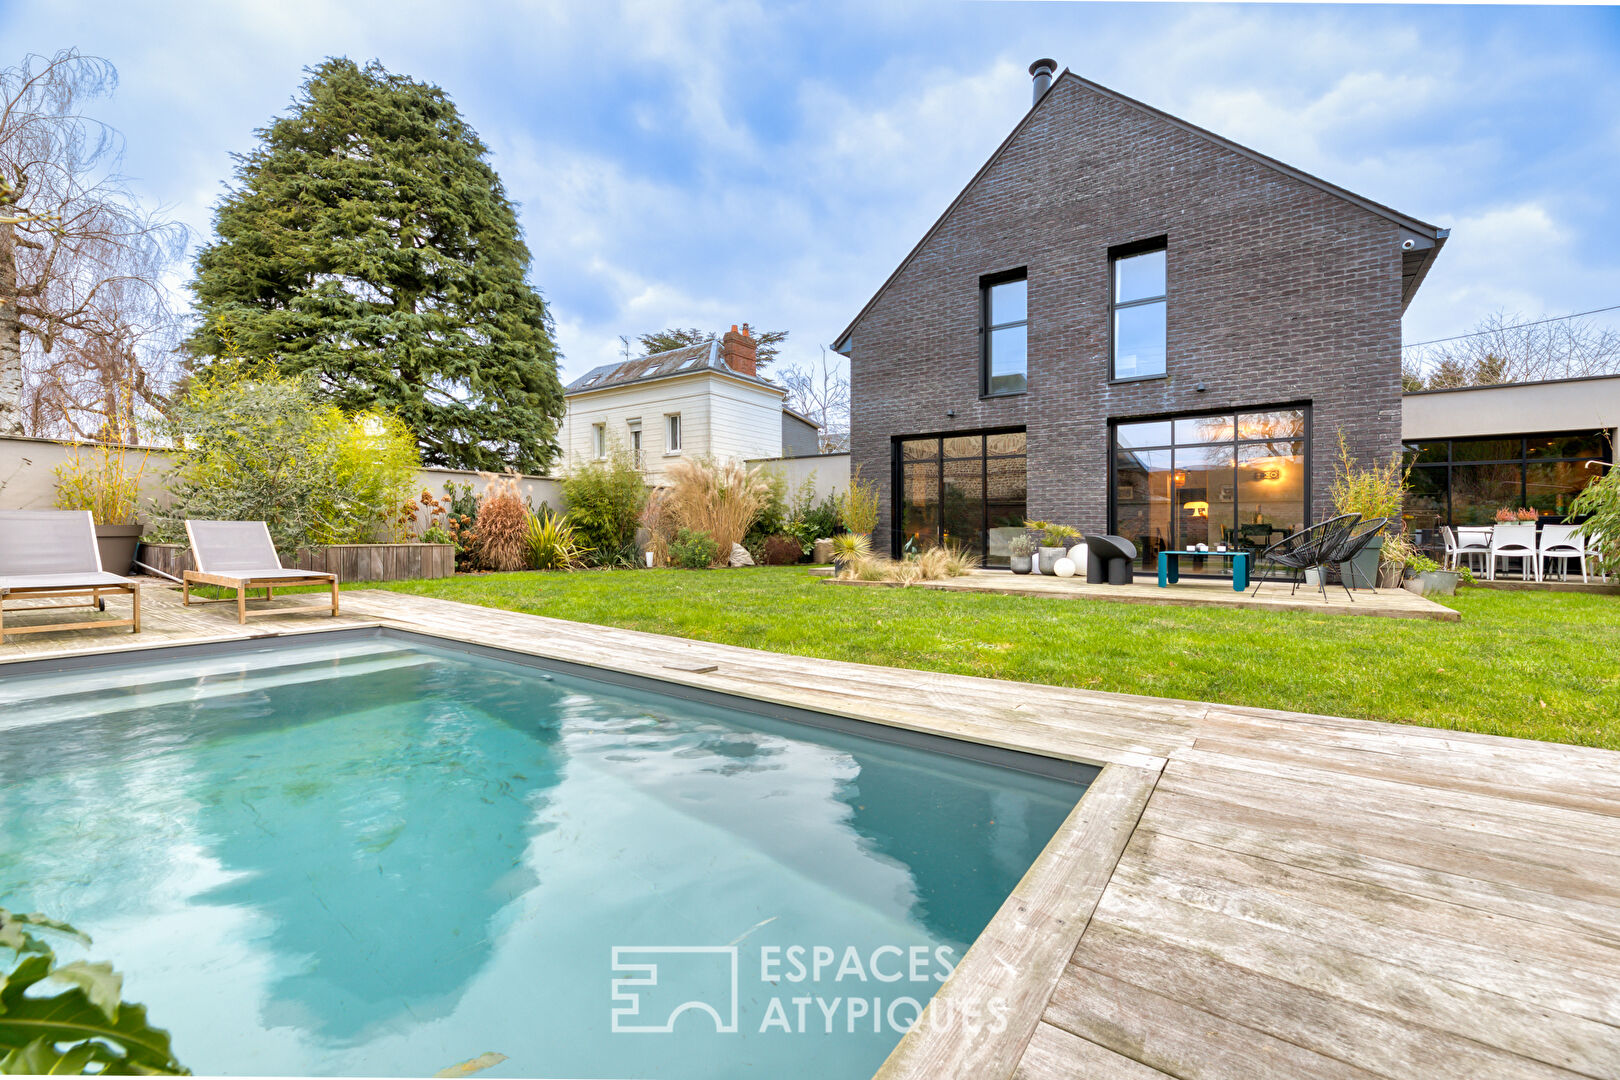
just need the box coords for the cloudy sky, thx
[4,0,1618,382]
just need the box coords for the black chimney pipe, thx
[1029,58,1056,106]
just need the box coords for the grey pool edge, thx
[0,624,1099,787]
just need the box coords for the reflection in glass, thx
[1452,438,1521,462]
[984,455,1027,569]
[986,325,1027,395]
[1404,466,1448,531]
[1528,461,1601,517]
[1114,249,1166,303]
[1451,463,1522,525]
[1113,302,1166,379]
[986,431,1027,457]
[1526,433,1607,459]
[1174,415,1234,445]
[943,434,983,458]
[902,438,939,462]
[1115,447,1173,565]
[1235,442,1306,560]
[1174,444,1233,556]
[1115,420,1172,449]
[1238,410,1306,441]
[943,458,984,557]
[988,279,1026,325]
[900,462,940,554]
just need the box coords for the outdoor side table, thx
[1158,550,1250,591]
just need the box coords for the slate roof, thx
[564,338,782,396]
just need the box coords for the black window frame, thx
[979,268,1029,399]
[890,426,1028,564]
[1109,236,1168,384]
[1401,429,1614,532]
[1106,402,1313,575]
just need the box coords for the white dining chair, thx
[1489,523,1539,581]
[1441,526,1489,573]
[1538,524,1588,583]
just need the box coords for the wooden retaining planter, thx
[137,542,455,583]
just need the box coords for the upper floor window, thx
[591,423,605,459]
[981,271,1027,396]
[666,413,682,453]
[1112,242,1166,380]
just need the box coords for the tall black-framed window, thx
[1110,238,1167,381]
[1402,430,1612,531]
[1109,405,1311,574]
[893,428,1026,567]
[980,270,1028,396]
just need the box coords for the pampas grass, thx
[840,543,981,585]
[660,456,772,565]
[472,473,531,571]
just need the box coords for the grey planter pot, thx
[1037,546,1066,575]
[96,522,143,576]
[1405,569,1461,597]
[1347,536,1383,590]
[1010,553,1033,575]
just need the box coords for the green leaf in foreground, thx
[0,909,186,1075]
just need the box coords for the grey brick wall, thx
[846,76,1405,553]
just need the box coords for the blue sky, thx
[4,0,1618,382]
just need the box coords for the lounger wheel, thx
[97,597,106,612]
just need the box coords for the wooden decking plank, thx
[1012,1021,1175,1080]
[1191,714,1620,816]
[876,763,1159,1080]
[1112,828,1620,1025]
[1160,754,1620,879]
[1068,920,1586,1080]
[1141,788,1620,946]
[1041,962,1385,1080]
[1090,874,1620,1074]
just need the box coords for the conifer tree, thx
[188,58,563,472]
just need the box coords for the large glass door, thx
[896,430,1026,567]
[1112,408,1308,573]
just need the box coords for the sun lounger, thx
[0,509,141,643]
[182,520,339,624]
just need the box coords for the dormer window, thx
[981,270,1028,396]
[1111,240,1167,380]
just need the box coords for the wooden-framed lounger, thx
[182,520,339,624]
[0,509,141,643]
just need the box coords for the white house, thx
[558,325,820,479]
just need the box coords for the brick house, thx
[833,61,1448,569]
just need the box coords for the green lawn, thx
[368,567,1620,750]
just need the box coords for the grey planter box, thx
[1404,569,1461,597]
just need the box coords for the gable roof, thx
[564,338,782,396]
[833,68,1448,351]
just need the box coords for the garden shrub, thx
[152,363,419,553]
[471,474,530,571]
[562,450,646,563]
[526,509,585,570]
[762,534,802,565]
[1568,463,1620,576]
[669,527,719,569]
[840,467,880,536]
[661,456,772,558]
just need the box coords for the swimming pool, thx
[0,630,1093,1078]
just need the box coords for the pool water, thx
[0,635,1089,1078]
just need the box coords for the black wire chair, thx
[1326,516,1390,598]
[1251,513,1361,601]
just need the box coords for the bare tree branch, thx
[0,49,187,439]
[1404,308,1620,391]
[777,347,850,453]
